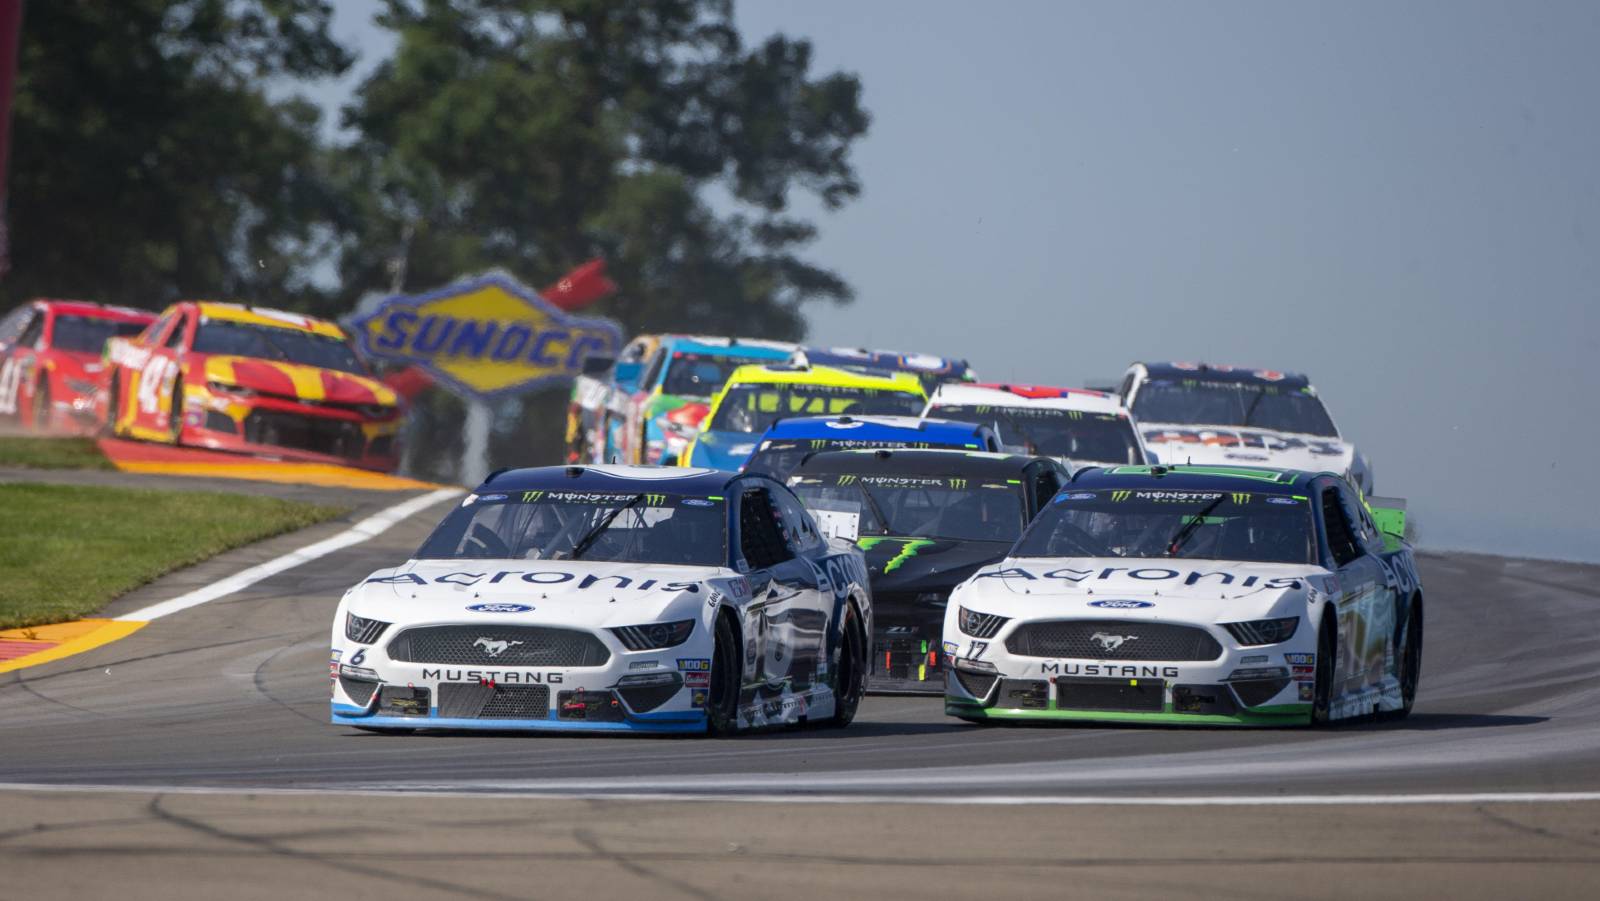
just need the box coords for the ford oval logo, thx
[466,603,533,614]
[1089,600,1153,609]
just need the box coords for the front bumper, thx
[184,386,402,471]
[943,618,1315,726]
[329,623,714,734]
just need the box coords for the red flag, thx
[543,259,616,311]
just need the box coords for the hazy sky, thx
[311,2,1599,562]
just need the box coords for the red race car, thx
[0,299,157,433]
[103,301,405,471]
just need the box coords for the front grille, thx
[436,683,551,719]
[952,668,998,699]
[387,626,610,667]
[378,685,430,716]
[339,676,378,706]
[617,682,680,713]
[875,628,944,682]
[996,679,1048,709]
[1055,677,1164,712]
[1006,620,1222,661]
[202,411,237,434]
[1230,678,1292,708]
[242,409,365,459]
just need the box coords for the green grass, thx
[0,436,115,470]
[0,483,346,629]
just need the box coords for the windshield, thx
[930,404,1143,463]
[708,384,925,434]
[745,436,975,480]
[789,472,1024,543]
[193,320,368,375]
[1131,379,1337,437]
[51,315,148,353]
[660,353,770,397]
[417,490,726,567]
[1013,488,1315,564]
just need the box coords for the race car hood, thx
[202,355,398,408]
[347,558,735,628]
[952,556,1332,623]
[1139,423,1353,475]
[856,536,1013,595]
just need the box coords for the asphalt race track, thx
[3,482,1598,899]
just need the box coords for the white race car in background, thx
[943,464,1422,726]
[923,382,1149,473]
[1117,362,1374,493]
[331,465,871,735]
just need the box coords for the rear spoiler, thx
[1365,495,1408,539]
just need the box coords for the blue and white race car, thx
[331,465,871,735]
[742,414,1000,479]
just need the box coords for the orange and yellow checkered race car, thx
[102,302,404,471]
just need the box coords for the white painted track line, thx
[114,487,461,622]
[1,782,1598,806]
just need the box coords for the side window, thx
[620,338,650,363]
[1342,484,1382,551]
[1030,465,1061,513]
[1118,373,1137,403]
[144,312,175,346]
[0,308,30,344]
[768,484,822,553]
[16,313,45,348]
[164,315,188,350]
[641,348,668,389]
[1321,487,1363,567]
[738,486,793,569]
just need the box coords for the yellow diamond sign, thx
[352,272,622,400]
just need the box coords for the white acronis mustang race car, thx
[943,464,1422,726]
[331,465,871,735]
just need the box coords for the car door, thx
[1318,480,1390,696]
[765,481,832,685]
[130,310,189,436]
[733,481,822,701]
[0,308,41,418]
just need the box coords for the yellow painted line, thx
[109,460,447,492]
[0,619,147,674]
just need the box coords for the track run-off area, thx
[2,479,1598,899]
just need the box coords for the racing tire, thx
[826,602,867,728]
[1311,608,1337,726]
[706,613,742,736]
[1393,594,1423,720]
[31,381,49,432]
[167,376,185,444]
[104,373,124,437]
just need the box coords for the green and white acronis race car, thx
[943,465,1422,726]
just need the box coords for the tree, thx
[0,1,351,311]
[333,0,870,474]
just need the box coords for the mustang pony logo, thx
[1090,632,1137,652]
[474,637,525,658]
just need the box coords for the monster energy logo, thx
[644,493,667,506]
[1067,410,1083,420]
[811,439,827,449]
[975,405,991,414]
[1111,490,1132,502]
[522,491,545,502]
[1231,492,1251,504]
[949,478,968,489]
[837,474,858,485]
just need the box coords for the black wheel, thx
[1311,609,1337,726]
[827,602,867,728]
[103,373,121,437]
[1395,595,1422,719]
[706,613,742,736]
[31,380,50,431]
[168,376,184,443]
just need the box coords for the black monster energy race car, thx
[788,449,1070,693]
